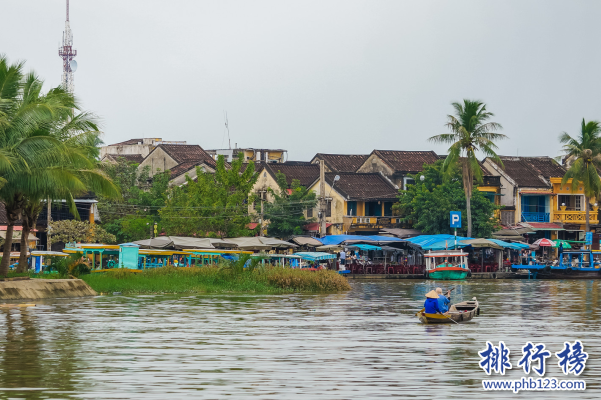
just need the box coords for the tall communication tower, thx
[58,0,77,93]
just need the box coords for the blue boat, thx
[512,249,601,279]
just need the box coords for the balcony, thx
[553,208,599,225]
[346,216,401,229]
[481,176,501,187]
[521,212,550,222]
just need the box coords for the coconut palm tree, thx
[0,55,119,275]
[429,100,507,237]
[559,119,601,234]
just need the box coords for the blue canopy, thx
[295,252,337,261]
[316,235,404,246]
[352,244,382,251]
[405,234,473,250]
[487,239,529,250]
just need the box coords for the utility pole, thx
[258,190,266,237]
[46,198,51,251]
[319,160,326,238]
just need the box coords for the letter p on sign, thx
[450,211,461,228]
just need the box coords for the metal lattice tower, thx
[58,0,77,93]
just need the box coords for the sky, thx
[2,0,601,161]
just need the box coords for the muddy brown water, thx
[0,280,600,399]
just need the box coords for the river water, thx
[0,279,600,399]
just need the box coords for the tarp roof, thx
[295,252,337,261]
[317,235,404,246]
[460,238,504,250]
[405,234,472,250]
[290,236,323,246]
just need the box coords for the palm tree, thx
[429,100,507,237]
[0,55,119,275]
[559,119,601,234]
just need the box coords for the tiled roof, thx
[495,156,566,188]
[158,144,215,166]
[104,154,145,164]
[324,172,398,201]
[266,163,320,187]
[169,161,215,179]
[108,138,145,146]
[311,154,368,172]
[372,150,439,173]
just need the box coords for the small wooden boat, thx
[425,250,470,280]
[417,297,479,324]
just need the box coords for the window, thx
[347,201,357,216]
[307,208,313,218]
[576,196,582,211]
[403,177,415,189]
[384,202,393,216]
[326,200,332,217]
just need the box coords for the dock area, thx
[346,271,521,280]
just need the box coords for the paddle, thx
[439,311,459,324]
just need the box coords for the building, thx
[356,150,440,189]
[481,156,597,241]
[205,148,287,164]
[137,144,216,180]
[310,153,368,172]
[100,154,145,165]
[99,138,166,161]
[306,172,400,235]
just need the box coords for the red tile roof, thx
[323,172,398,201]
[495,156,566,188]
[158,144,215,166]
[371,150,439,173]
[104,154,145,164]
[169,161,216,179]
[311,154,369,172]
[265,163,320,187]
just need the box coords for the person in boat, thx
[424,290,443,314]
[436,287,450,313]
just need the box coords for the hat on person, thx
[425,290,439,299]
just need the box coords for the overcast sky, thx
[2,1,601,161]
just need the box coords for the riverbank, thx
[81,266,351,294]
[0,279,97,300]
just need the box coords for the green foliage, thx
[98,160,169,242]
[428,99,506,237]
[48,220,116,245]
[559,119,601,231]
[81,265,351,294]
[394,160,499,237]
[160,154,258,238]
[264,172,317,238]
[46,252,90,278]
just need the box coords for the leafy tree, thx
[48,220,116,245]
[429,100,506,237]
[263,171,317,238]
[559,119,601,232]
[98,159,169,242]
[0,55,119,275]
[394,160,499,238]
[160,154,258,238]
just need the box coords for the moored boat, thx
[417,297,479,324]
[425,250,470,280]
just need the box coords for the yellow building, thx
[550,177,598,230]
[306,172,401,235]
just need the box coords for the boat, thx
[424,250,470,280]
[417,297,479,324]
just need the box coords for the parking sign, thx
[450,211,462,229]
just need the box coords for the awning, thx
[379,228,422,238]
[519,191,554,195]
[350,244,381,251]
[295,252,337,261]
[247,223,259,230]
[0,231,38,241]
[303,222,332,232]
[290,236,323,247]
[460,238,504,250]
[524,222,564,231]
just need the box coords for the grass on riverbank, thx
[81,266,351,294]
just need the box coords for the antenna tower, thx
[58,0,77,93]
[224,111,231,149]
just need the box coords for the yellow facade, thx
[550,177,598,230]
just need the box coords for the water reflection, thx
[0,280,599,399]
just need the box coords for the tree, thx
[394,160,499,238]
[98,159,169,242]
[264,171,317,238]
[48,220,116,245]
[559,119,601,233]
[160,154,258,238]
[0,55,119,275]
[429,100,506,237]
